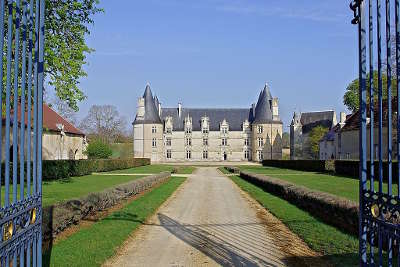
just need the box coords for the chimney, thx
[137,97,145,120]
[178,103,182,117]
[252,103,256,118]
[158,103,162,116]
[340,112,346,124]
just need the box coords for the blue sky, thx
[77,0,358,131]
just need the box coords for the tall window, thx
[203,150,208,159]
[186,150,192,159]
[222,138,228,146]
[203,138,208,146]
[166,150,172,159]
[258,138,264,147]
[244,138,249,146]
[152,138,157,147]
[244,150,250,159]
[186,138,192,146]
[258,151,263,161]
[152,126,157,134]
[257,125,263,134]
[166,138,172,146]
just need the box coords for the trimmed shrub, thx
[239,170,359,236]
[42,172,170,241]
[84,139,113,159]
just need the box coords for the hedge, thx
[0,158,150,182]
[238,170,359,236]
[42,172,170,243]
[262,159,398,182]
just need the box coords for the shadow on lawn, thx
[42,206,54,267]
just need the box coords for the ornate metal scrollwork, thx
[350,0,363,25]
[2,222,13,242]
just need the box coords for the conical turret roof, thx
[253,84,273,123]
[134,84,162,124]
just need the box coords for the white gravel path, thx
[104,167,325,267]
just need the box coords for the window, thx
[185,127,192,134]
[244,150,250,159]
[152,126,157,134]
[222,138,228,146]
[258,151,263,161]
[166,138,172,146]
[244,138,249,146]
[166,127,172,134]
[166,150,172,159]
[258,138,264,147]
[203,150,208,159]
[152,138,157,147]
[258,125,263,134]
[202,128,209,134]
[203,138,208,146]
[186,150,192,159]
[186,138,192,146]
[222,127,228,134]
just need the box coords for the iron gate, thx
[352,0,400,265]
[0,0,45,266]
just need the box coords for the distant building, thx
[290,111,337,159]
[319,112,346,160]
[133,84,283,162]
[335,99,397,160]
[2,104,87,161]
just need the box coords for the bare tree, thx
[52,96,78,125]
[79,105,127,143]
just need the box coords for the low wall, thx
[238,170,359,236]
[42,172,170,242]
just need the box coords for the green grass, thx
[110,143,133,159]
[45,177,186,267]
[229,174,359,266]
[239,166,397,202]
[110,164,196,175]
[40,174,145,207]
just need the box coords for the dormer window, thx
[202,128,209,134]
[152,126,157,134]
[222,127,228,134]
[166,127,172,134]
[186,127,192,134]
[258,125,263,134]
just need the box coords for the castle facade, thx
[133,84,283,162]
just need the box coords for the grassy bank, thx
[239,166,397,201]
[229,174,358,266]
[45,176,186,267]
[110,164,196,175]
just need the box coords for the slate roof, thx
[133,84,282,130]
[300,111,336,134]
[253,84,274,123]
[162,108,256,131]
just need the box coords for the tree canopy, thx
[45,0,103,111]
[343,71,397,112]
[308,126,329,159]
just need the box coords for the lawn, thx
[238,165,397,202]
[109,164,196,175]
[228,174,359,267]
[42,174,146,207]
[44,176,186,267]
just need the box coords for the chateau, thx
[133,84,283,162]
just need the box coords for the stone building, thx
[318,112,346,160]
[2,104,87,161]
[290,110,337,159]
[133,84,283,162]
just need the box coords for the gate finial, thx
[350,0,363,25]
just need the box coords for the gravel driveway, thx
[104,167,325,267]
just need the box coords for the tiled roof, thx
[341,98,398,132]
[4,104,85,136]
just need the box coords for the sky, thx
[76,0,359,132]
